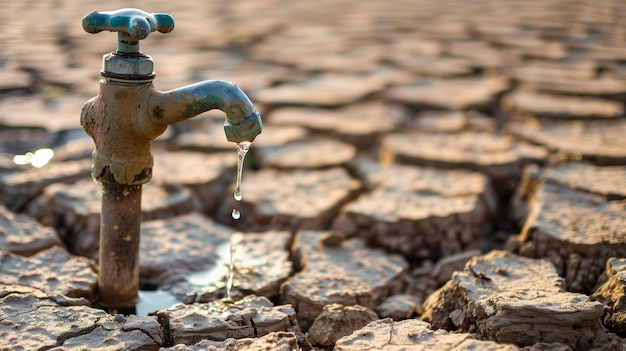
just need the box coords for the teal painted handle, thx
[82,8,174,53]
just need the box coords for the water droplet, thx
[231,209,240,220]
[234,189,242,201]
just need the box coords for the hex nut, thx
[102,52,154,77]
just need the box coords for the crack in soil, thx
[156,311,173,347]
[122,321,163,347]
[0,293,56,323]
[50,323,99,351]
[449,334,473,350]
[250,315,258,338]
[0,282,48,297]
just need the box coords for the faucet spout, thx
[149,80,263,142]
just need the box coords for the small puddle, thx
[135,289,180,316]
[99,285,181,316]
[186,240,232,286]
[182,234,245,302]
[134,235,243,314]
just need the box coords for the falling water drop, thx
[231,209,241,220]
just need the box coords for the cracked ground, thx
[1,0,626,350]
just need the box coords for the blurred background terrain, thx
[1,1,626,349]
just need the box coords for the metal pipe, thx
[98,168,142,308]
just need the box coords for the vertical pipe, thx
[98,180,142,308]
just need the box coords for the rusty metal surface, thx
[98,168,142,308]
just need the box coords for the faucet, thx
[80,8,262,309]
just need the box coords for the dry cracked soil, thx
[1,0,626,350]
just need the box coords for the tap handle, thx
[82,8,174,53]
